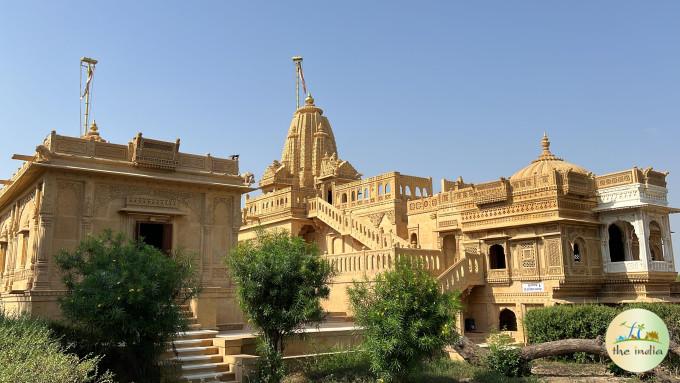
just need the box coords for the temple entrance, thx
[499,308,517,331]
[136,222,172,254]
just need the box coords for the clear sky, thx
[1,1,679,264]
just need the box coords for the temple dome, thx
[510,133,589,181]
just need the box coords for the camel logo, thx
[606,309,670,373]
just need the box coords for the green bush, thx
[0,314,113,383]
[525,303,680,366]
[55,230,200,382]
[348,258,461,382]
[524,305,618,345]
[227,230,334,383]
[484,332,531,377]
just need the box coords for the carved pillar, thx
[33,214,53,290]
[80,180,95,237]
[632,212,650,269]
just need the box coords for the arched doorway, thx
[499,308,517,331]
[327,189,333,204]
[410,233,418,247]
[299,225,316,244]
[649,221,664,261]
[489,244,506,269]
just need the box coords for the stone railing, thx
[326,247,445,279]
[437,252,484,293]
[649,261,675,273]
[244,188,307,224]
[308,197,410,250]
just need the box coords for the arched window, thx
[416,187,422,197]
[385,183,391,194]
[572,238,585,263]
[410,233,418,247]
[405,186,411,197]
[364,188,369,200]
[489,244,506,269]
[649,221,664,261]
[351,191,356,202]
[608,224,626,262]
[499,309,517,331]
[342,193,348,203]
[378,184,383,195]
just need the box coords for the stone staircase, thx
[166,304,237,383]
[307,197,410,250]
[437,251,484,293]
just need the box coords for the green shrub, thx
[227,230,334,383]
[0,314,113,383]
[55,230,200,382]
[525,303,680,366]
[348,259,461,382]
[524,305,618,345]
[484,332,531,377]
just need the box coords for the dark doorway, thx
[136,222,172,254]
[489,244,506,269]
[608,224,625,262]
[327,190,333,204]
[499,308,517,331]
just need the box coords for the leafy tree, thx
[0,313,114,383]
[227,230,334,383]
[56,230,200,381]
[348,259,461,382]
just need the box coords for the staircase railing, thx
[308,197,410,250]
[437,251,484,293]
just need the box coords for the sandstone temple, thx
[1,63,679,381]
[240,93,680,342]
[0,125,251,330]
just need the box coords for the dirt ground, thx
[531,361,638,382]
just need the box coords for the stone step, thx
[181,371,235,383]
[172,338,213,348]
[175,329,218,340]
[174,346,219,357]
[172,354,224,366]
[181,362,230,374]
[187,323,202,330]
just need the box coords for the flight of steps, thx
[166,304,237,383]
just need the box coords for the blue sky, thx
[1,1,679,264]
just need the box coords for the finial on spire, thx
[541,132,550,154]
[305,93,315,106]
[82,120,106,142]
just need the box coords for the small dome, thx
[510,133,589,180]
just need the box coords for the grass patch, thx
[286,352,538,383]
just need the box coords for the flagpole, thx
[80,57,98,135]
[292,56,303,109]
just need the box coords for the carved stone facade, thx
[241,98,679,343]
[0,129,251,330]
